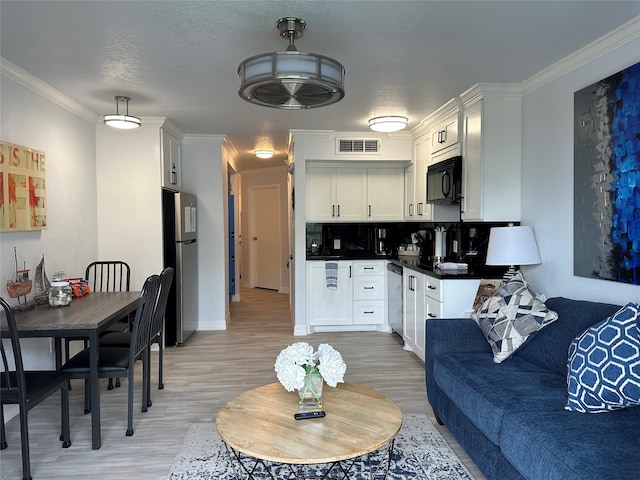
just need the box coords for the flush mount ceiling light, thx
[254,150,275,159]
[238,17,345,109]
[103,96,141,129]
[368,116,408,132]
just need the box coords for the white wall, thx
[240,165,290,293]
[1,67,99,368]
[95,120,165,288]
[181,135,230,330]
[520,22,640,304]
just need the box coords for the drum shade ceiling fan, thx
[238,17,345,109]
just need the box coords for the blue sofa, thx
[425,297,640,480]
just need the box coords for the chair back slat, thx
[150,267,174,339]
[0,297,27,399]
[128,275,160,361]
[85,261,131,292]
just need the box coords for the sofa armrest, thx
[425,318,491,414]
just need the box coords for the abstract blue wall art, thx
[574,61,640,285]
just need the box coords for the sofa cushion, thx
[516,297,622,376]
[433,353,568,445]
[501,409,640,480]
[566,302,640,413]
[472,272,559,363]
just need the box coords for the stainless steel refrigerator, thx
[162,190,198,345]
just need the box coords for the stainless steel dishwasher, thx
[386,262,403,338]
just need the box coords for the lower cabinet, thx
[306,260,387,331]
[402,267,484,362]
[403,270,425,360]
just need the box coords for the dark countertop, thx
[306,253,504,280]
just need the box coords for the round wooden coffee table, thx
[216,382,402,479]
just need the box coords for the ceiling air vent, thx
[337,139,380,154]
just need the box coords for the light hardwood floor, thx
[0,287,484,479]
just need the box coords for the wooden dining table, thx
[2,291,140,449]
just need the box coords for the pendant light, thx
[103,96,141,129]
[238,17,345,109]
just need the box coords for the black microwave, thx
[426,156,462,204]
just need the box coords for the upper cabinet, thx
[427,98,462,163]
[460,84,522,222]
[306,166,404,222]
[405,133,431,221]
[367,168,405,221]
[161,127,182,191]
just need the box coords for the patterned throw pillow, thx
[472,272,559,363]
[566,303,640,413]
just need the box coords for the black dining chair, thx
[1,297,71,480]
[65,261,132,391]
[61,274,160,437]
[99,267,174,409]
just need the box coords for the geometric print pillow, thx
[472,272,559,363]
[565,302,640,413]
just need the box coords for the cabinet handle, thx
[368,205,372,217]
[427,285,437,290]
[409,203,413,216]
[332,205,335,217]
[337,205,341,217]
[417,202,423,215]
[349,266,352,278]
[171,170,177,185]
[441,129,447,144]
[364,267,374,270]
[428,313,437,318]
[364,286,374,290]
[364,311,374,314]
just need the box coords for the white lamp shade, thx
[485,226,541,266]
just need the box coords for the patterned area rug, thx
[166,413,474,480]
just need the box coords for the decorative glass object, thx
[298,370,323,408]
[49,281,72,307]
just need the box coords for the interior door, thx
[249,185,281,291]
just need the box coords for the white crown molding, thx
[1,56,98,124]
[522,15,640,95]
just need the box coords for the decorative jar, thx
[49,281,72,307]
[298,369,323,408]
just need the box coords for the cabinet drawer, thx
[353,301,384,324]
[425,296,442,320]
[424,277,443,302]
[353,262,384,276]
[353,277,384,300]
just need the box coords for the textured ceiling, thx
[2,1,639,171]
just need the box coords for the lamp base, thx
[503,266,518,281]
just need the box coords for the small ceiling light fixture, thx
[238,17,345,109]
[103,96,141,129]
[254,150,275,159]
[368,116,408,133]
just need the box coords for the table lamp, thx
[485,225,541,279]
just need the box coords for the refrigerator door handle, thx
[177,239,197,244]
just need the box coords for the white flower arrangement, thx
[274,342,346,391]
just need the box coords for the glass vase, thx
[298,371,323,408]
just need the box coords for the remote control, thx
[294,411,326,420]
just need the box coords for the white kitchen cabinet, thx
[306,260,387,331]
[305,167,367,222]
[306,261,353,326]
[406,133,432,221]
[367,168,404,221]
[430,101,461,158]
[460,84,522,222]
[424,274,481,319]
[161,127,182,190]
[352,261,385,326]
[306,167,403,222]
[402,269,425,360]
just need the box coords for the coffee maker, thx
[375,228,388,256]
